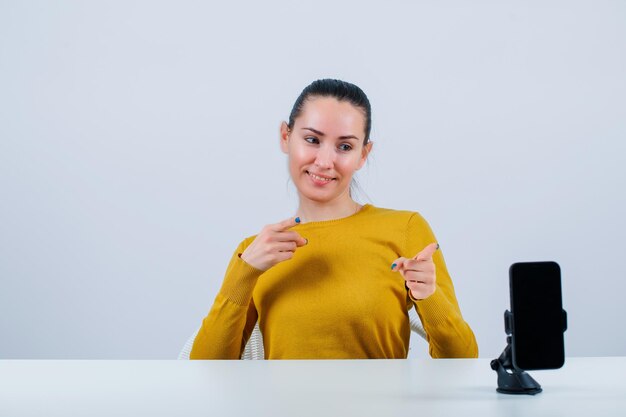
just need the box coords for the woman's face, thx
[280,96,372,204]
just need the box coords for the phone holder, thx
[491,308,568,395]
[490,311,542,395]
[491,309,568,395]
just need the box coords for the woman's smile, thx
[306,170,336,186]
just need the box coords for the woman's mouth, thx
[306,171,336,185]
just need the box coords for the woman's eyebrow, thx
[302,127,325,136]
[302,127,360,140]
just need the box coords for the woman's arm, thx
[190,240,263,359]
[190,216,306,359]
[405,213,479,358]
[411,288,479,358]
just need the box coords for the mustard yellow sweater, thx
[191,204,478,359]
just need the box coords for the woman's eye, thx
[304,137,351,151]
[304,136,319,144]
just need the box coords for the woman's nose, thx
[314,146,334,169]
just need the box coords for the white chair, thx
[178,308,427,360]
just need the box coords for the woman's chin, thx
[295,183,349,203]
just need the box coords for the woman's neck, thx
[296,197,363,223]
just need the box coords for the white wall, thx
[1,0,624,359]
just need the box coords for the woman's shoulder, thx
[366,204,426,222]
[364,205,434,233]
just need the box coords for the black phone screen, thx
[510,261,565,370]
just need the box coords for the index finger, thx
[270,216,301,232]
[413,243,440,261]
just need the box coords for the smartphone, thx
[509,261,566,370]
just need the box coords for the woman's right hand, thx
[240,217,308,272]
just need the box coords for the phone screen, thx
[510,261,565,370]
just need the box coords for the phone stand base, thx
[491,337,542,395]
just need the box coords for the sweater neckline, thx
[294,204,373,227]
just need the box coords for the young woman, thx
[191,79,478,359]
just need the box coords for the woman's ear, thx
[357,141,373,170]
[280,121,290,154]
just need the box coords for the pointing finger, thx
[414,243,439,262]
[272,216,302,232]
[402,258,435,273]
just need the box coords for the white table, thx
[1,358,624,417]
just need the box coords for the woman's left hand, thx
[391,243,439,300]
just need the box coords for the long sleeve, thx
[190,205,477,360]
[405,213,479,358]
[190,239,264,359]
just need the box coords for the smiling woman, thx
[280,95,371,218]
[190,79,478,360]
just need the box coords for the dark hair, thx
[287,79,372,145]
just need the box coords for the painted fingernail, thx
[436,243,440,250]
[295,217,301,223]
[391,263,397,270]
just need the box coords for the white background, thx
[1,0,624,359]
